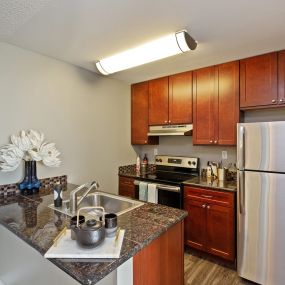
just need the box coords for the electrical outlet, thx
[154,148,158,156]
[222,151,228,160]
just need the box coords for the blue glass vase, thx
[19,161,41,195]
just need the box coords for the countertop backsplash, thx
[0,175,67,198]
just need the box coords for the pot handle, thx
[77,206,105,227]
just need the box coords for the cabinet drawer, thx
[184,186,234,208]
[119,186,135,198]
[119,176,135,186]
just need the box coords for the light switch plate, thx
[222,151,228,160]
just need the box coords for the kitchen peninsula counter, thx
[0,184,186,285]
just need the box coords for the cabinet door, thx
[215,61,239,145]
[184,198,207,251]
[193,67,215,144]
[206,203,235,261]
[169,71,193,124]
[278,50,285,105]
[240,52,278,108]
[149,77,169,125]
[131,82,158,145]
[118,176,135,198]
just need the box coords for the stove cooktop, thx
[139,155,200,185]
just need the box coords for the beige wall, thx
[135,137,237,170]
[0,43,135,194]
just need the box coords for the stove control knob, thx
[188,161,191,165]
[156,159,160,162]
[192,161,196,166]
[159,159,162,162]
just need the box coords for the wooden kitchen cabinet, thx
[131,82,159,145]
[134,220,184,285]
[184,198,207,251]
[169,71,193,124]
[184,186,235,262]
[149,72,193,125]
[149,77,169,125]
[118,176,135,198]
[278,50,285,105]
[193,61,239,145]
[240,52,278,108]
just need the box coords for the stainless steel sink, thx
[48,191,143,217]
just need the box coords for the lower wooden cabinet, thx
[134,221,184,285]
[118,176,135,198]
[184,186,235,261]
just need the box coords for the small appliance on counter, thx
[134,155,200,209]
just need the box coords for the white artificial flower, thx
[28,149,42,161]
[27,130,44,150]
[19,130,32,152]
[39,142,61,167]
[0,129,61,172]
[0,144,23,171]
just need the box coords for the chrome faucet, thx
[69,181,99,215]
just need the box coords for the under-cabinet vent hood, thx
[148,124,193,136]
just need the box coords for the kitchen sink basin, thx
[48,191,143,217]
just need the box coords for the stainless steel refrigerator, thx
[237,121,285,285]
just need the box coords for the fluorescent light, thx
[95,30,197,75]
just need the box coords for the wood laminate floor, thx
[184,251,256,285]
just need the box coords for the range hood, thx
[148,124,193,136]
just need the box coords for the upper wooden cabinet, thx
[149,77,169,125]
[169,71,193,124]
[131,82,159,145]
[240,52,278,108]
[193,61,239,145]
[216,62,240,145]
[149,73,193,125]
[278,50,285,105]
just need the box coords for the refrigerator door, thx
[238,170,285,284]
[237,122,285,172]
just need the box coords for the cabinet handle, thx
[280,99,284,103]
[169,120,171,123]
[272,99,276,103]
[214,140,218,144]
[201,194,213,198]
[164,120,168,123]
[207,205,210,209]
[209,140,213,143]
[202,204,206,208]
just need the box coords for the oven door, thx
[157,184,182,209]
[134,181,182,209]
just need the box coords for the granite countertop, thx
[183,177,237,192]
[119,168,237,192]
[0,184,187,285]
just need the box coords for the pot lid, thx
[81,219,102,231]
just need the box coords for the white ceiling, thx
[1,0,285,84]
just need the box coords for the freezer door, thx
[237,170,285,284]
[237,122,285,172]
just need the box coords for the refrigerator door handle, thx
[238,126,245,170]
[239,170,245,214]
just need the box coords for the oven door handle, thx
[156,184,180,193]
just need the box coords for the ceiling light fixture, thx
[95,30,197,75]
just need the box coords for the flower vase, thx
[19,161,41,195]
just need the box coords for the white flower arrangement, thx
[0,130,61,172]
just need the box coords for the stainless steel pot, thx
[72,206,105,248]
